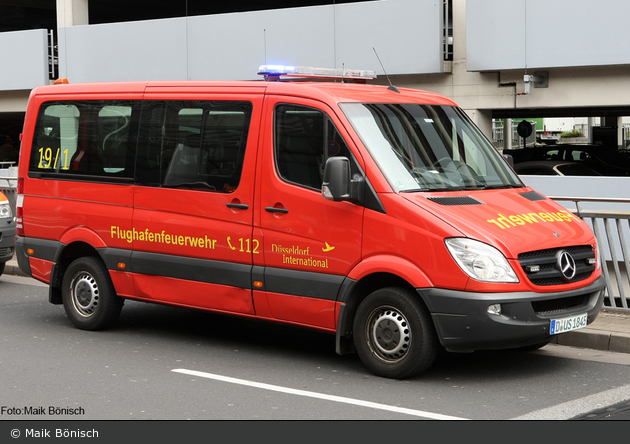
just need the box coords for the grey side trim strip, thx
[130,250,253,290]
[15,237,32,277]
[24,238,347,301]
[264,266,345,301]
[20,237,62,263]
[99,247,132,271]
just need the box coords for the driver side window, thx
[274,104,351,191]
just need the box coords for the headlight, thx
[445,238,519,283]
[0,202,12,219]
[594,241,601,270]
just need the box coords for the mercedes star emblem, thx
[557,250,577,281]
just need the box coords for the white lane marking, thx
[172,368,468,420]
[511,383,630,420]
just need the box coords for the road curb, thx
[610,333,630,354]
[5,261,27,277]
[551,328,612,351]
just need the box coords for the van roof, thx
[31,80,458,106]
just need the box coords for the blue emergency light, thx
[258,65,376,81]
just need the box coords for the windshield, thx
[340,103,523,192]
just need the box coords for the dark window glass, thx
[87,1,374,25]
[29,101,139,180]
[274,104,351,190]
[556,164,600,176]
[517,166,555,175]
[135,100,252,192]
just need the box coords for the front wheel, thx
[61,256,123,330]
[353,287,438,379]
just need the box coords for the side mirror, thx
[322,157,351,201]
[503,153,514,168]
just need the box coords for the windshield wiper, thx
[480,184,523,190]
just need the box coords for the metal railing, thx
[549,196,630,312]
[48,29,58,80]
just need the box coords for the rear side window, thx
[29,101,139,180]
[28,99,252,192]
[135,100,252,192]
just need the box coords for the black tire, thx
[0,262,5,277]
[61,256,123,330]
[353,287,438,379]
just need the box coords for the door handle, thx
[226,203,249,210]
[265,206,289,214]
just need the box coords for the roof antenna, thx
[373,47,399,93]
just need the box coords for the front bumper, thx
[418,276,606,352]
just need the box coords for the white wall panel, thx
[0,29,49,90]
[335,0,444,75]
[468,0,630,71]
[526,0,630,69]
[187,7,335,81]
[60,19,188,82]
[59,0,445,83]
[466,0,526,71]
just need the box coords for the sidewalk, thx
[550,310,630,354]
[5,258,630,355]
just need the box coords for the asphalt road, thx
[1,273,630,422]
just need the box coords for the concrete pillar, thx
[464,109,493,145]
[617,116,623,149]
[588,117,595,144]
[504,118,512,150]
[57,0,89,28]
[56,0,89,79]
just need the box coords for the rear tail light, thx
[16,177,23,237]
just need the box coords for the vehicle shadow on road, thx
[114,300,342,358]
[106,300,573,382]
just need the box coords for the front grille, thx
[518,245,595,286]
[531,294,590,315]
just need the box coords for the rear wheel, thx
[0,262,5,277]
[353,287,438,379]
[62,256,123,330]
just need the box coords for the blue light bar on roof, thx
[257,65,297,76]
[258,65,376,80]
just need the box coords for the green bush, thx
[559,129,584,138]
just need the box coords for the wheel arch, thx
[49,241,104,304]
[335,270,433,356]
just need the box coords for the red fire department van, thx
[16,66,605,378]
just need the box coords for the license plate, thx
[550,313,588,335]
